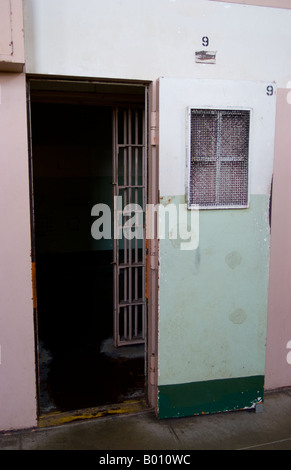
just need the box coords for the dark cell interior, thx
[31,98,145,415]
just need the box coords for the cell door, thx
[113,106,147,347]
[157,77,276,419]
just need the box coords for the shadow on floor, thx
[36,252,145,415]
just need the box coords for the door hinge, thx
[149,353,157,386]
[150,111,159,146]
[149,238,159,271]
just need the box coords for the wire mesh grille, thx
[189,109,250,208]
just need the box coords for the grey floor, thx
[1,389,291,450]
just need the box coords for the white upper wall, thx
[158,77,276,197]
[23,0,291,87]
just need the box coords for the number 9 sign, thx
[202,36,209,47]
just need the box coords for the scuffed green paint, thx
[158,375,264,419]
[158,194,270,416]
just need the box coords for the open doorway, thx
[28,79,147,416]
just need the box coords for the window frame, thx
[186,106,252,210]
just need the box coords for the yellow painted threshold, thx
[38,399,149,428]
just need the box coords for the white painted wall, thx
[23,0,291,88]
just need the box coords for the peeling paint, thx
[158,376,265,418]
[195,50,217,64]
[38,399,147,428]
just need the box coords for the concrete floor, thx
[1,389,291,450]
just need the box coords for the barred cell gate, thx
[113,106,147,347]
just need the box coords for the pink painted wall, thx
[0,0,25,72]
[0,73,37,431]
[265,88,291,390]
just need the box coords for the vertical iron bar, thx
[135,110,139,265]
[123,109,128,339]
[113,108,119,347]
[128,109,132,340]
[134,110,139,337]
[142,108,146,339]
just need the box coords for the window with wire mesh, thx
[188,109,250,209]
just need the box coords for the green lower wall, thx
[158,194,270,418]
[158,375,264,419]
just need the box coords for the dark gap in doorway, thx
[31,99,145,415]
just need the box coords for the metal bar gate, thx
[113,106,146,347]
